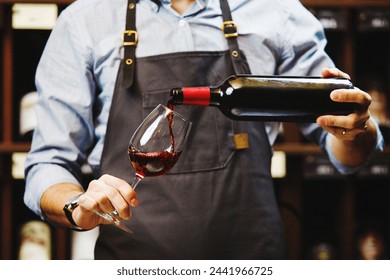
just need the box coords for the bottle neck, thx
[170,87,220,106]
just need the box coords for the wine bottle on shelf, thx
[19,91,38,142]
[18,220,51,260]
[169,74,356,122]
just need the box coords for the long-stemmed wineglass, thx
[94,104,192,233]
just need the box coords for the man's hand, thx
[316,67,377,166]
[316,67,372,141]
[73,174,138,230]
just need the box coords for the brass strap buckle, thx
[222,21,238,38]
[123,30,138,46]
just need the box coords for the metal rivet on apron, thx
[234,133,249,149]
[128,3,135,9]
[126,58,133,65]
[231,50,239,58]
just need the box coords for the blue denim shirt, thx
[24,0,384,218]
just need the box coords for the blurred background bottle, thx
[18,220,51,260]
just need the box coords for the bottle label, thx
[182,87,210,106]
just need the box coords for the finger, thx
[320,125,346,138]
[76,192,114,226]
[321,67,351,79]
[317,113,370,129]
[321,126,359,141]
[317,114,350,129]
[324,124,369,140]
[72,196,104,229]
[317,114,370,142]
[99,174,138,207]
[82,177,131,220]
[330,88,372,108]
[83,179,118,214]
[98,174,139,220]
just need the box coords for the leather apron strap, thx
[122,0,137,88]
[121,0,250,88]
[219,0,250,74]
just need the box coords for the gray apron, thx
[95,0,286,259]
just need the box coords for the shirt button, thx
[178,19,186,27]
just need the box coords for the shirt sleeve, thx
[324,118,385,174]
[276,0,335,77]
[24,8,96,219]
[299,118,385,174]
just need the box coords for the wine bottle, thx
[169,74,356,122]
[18,220,51,260]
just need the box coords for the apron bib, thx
[95,0,286,259]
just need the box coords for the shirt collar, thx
[160,0,208,12]
[160,0,208,4]
[144,0,209,15]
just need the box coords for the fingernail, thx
[317,117,329,126]
[130,198,138,207]
[316,117,326,126]
[331,91,340,101]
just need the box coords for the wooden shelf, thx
[274,143,323,155]
[0,142,31,154]
[274,143,390,155]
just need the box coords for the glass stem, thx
[131,176,142,190]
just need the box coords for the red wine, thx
[128,146,181,178]
[167,103,174,111]
[167,110,175,152]
[169,74,356,122]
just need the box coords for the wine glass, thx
[94,104,192,233]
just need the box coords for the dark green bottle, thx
[169,74,356,122]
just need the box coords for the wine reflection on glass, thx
[94,104,192,233]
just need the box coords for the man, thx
[24,0,383,259]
